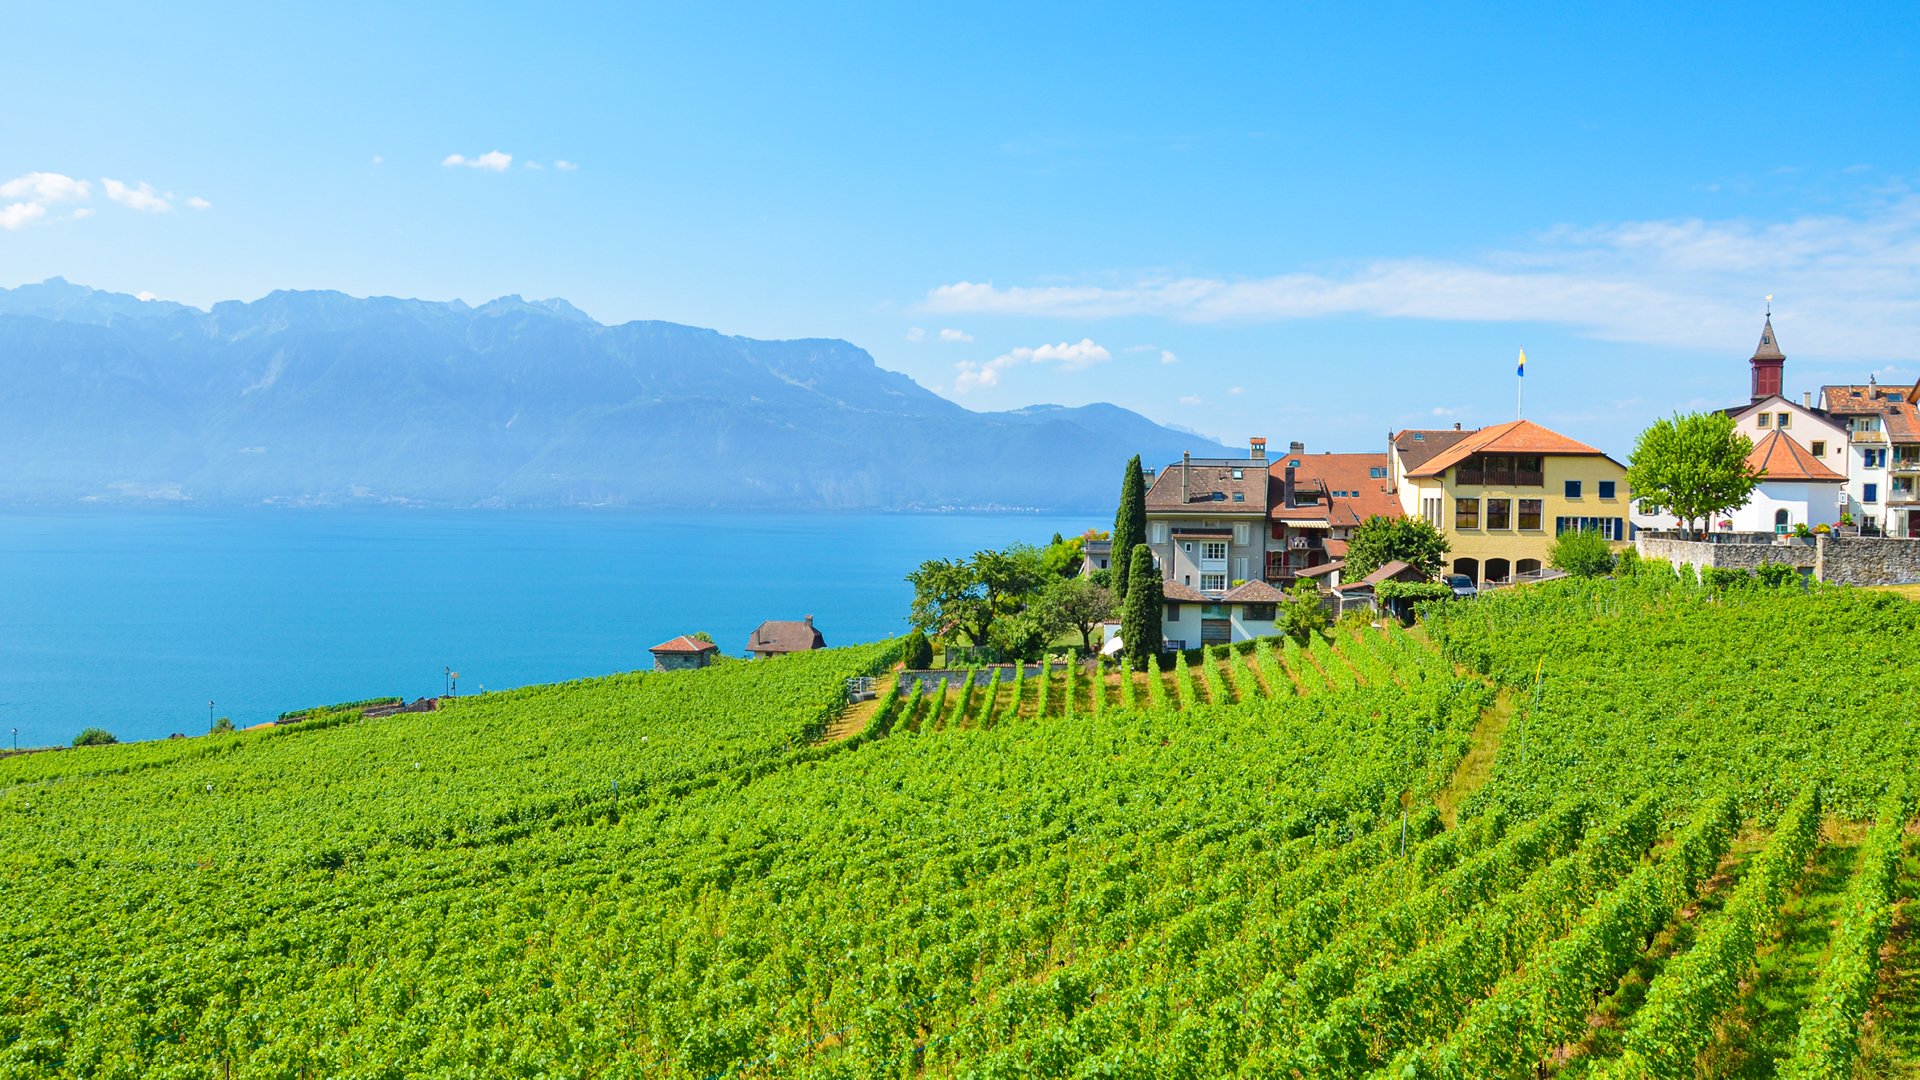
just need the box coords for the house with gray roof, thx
[745,615,825,658]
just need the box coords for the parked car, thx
[1445,574,1478,599]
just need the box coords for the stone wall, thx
[1635,533,1920,586]
[1816,536,1920,586]
[1633,535,1816,576]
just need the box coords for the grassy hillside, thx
[3,571,1917,1078]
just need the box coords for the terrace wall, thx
[1635,532,1920,586]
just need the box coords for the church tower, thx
[1750,316,1784,401]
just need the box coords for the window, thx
[1423,496,1444,529]
[1200,604,1230,618]
[1555,516,1626,540]
[1231,468,1243,480]
[1598,481,1616,500]
[1811,441,1826,457]
[1233,523,1250,545]
[1233,556,1249,581]
[1486,498,1512,530]
[1411,433,1424,441]
[1518,498,1543,530]
[1865,483,1879,504]
[1232,492,1245,502]
[1202,541,1228,561]
[1778,412,1791,428]
[1289,459,1301,468]
[1369,466,1387,479]
[1243,603,1276,622]
[1150,522,1168,544]
[1564,479,1583,499]
[1893,392,1907,403]
[1757,413,1771,428]
[1455,497,1480,530]
[1775,509,1790,535]
[1200,573,1227,592]
[1865,449,1887,468]
[1165,602,1182,620]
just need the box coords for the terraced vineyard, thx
[3,570,1919,1078]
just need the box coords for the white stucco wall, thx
[1724,481,1844,533]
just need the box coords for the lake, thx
[0,509,1096,747]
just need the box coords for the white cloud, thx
[938,327,973,342]
[102,178,172,212]
[0,172,91,204]
[136,291,158,301]
[555,159,578,171]
[1230,386,1244,395]
[905,326,926,342]
[0,202,48,230]
[187,196,211,210]
[1161,350,1178,364]
[0,172,93,230]
[524,160,545,170]
[71,207,94,220]
[442,150,513,171]
[923,195,1920,360]
[1179,395,1203,406]
[952,338,1113,393]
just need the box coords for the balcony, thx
[1892,458,1920,475]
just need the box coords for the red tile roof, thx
[1820,383,1910,414]
[1270,451,1401,527]
[650,635,719,654]
[1746,430,1845,483]
[1406,419,1609,479]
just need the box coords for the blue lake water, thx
[0,510,1095,747]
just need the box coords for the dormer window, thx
[1289,459,1301,468]
[1231,468,1244,480]
[1232,492,1245,502]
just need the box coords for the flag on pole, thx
[1517,348,1527,377]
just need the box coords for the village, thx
[639,312,1920,672]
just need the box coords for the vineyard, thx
[3,573,1919,1078]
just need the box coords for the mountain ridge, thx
[0,279,1227,511]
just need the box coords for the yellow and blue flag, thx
[1517,348,1527,377]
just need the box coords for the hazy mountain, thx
[0,279,1229,510]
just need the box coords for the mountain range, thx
[0,279,1226,511]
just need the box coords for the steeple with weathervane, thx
[1750,295,1784,402]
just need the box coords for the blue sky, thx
[4,2,1919,457]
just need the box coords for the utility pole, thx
[209,700,215,730]
[443,666,450,697]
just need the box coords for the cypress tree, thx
[1113,455,1147,600]
[1119,543,1162,669]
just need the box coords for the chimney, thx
[1249,436,1267,461]
[1803,391,1812,408]
[1181,451,1191,503]
[803,614,813,628]
[1289,440,1305,456]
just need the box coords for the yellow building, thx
[1389,419,1629,585]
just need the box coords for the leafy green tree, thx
[1281,579,1329,644]
[987,610,1049,663]
[209,716,236,734]
[902,630,934,670]
[1625,412,1758,536]
[1549,528,1616,577]
[906,557,992,644]
[975,545,1049,619]
[691,631,714,643]
[1345,516,1449,580]
[1113,456,1147,600]
[1035,576,1116,653]
[1039,532,1091,579]
[72,727,117,747]
[1119,544,1162,667]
